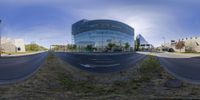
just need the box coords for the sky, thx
[0,0,200,48]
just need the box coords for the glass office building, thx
[136,34,153,51]
[72,19,134,52]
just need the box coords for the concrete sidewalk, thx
[1,51,46,57]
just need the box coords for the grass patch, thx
[140,55,161,73]
[58,73,107,94]
[59,75,74,88]
[138,55,161,82]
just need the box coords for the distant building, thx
[161,36,200,52]
[1,37,26,53]
[136,34,153,51]
[72,19,135,52]
[14,39,26,52]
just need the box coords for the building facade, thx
[72,19,135,52]
[136,34,153,51]
[183,37,200,52]
[14,39,26,52]
[161,36,200,52]
[1,37,26,53]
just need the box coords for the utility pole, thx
[0,20,2,57]
[162,37,166,46]
[101,32,103,52]
[66,40,69,52]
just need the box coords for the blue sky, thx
[0,0,200,48]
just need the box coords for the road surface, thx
[56,52,146,73]
[0,52,47,84]
[157,52,200,83]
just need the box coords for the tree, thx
[107,43,116,51]
[135,38,140,51]
[124,42,130,51]
[175,41,185,52]
[67,44,73,51]
[85,45,93,52]
[25,43,47,51]
[72,44,77,51]
[66,44,77,52]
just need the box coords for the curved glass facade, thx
[72,19,134,52]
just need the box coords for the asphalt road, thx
[0,52,47,84]
[56,52,147,73]
[157,52,200,83]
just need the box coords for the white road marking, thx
[80,64,92,68]
[97,63,120,67]
[90,59,112,61]
[80,63,120,68]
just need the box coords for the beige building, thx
[1,37,26,53]
[183,37,200,52]
[162,36,200,52]
[14,39,26,52]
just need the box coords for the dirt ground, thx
[0,52,200,100]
